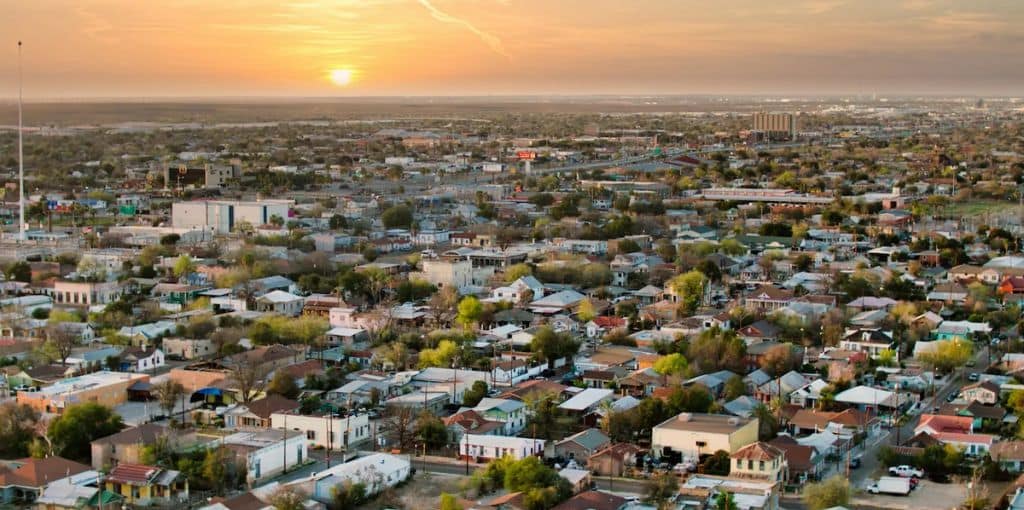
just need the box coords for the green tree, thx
[724,375,746,401]
[202,446,242,495]
[0,402,38,458]
[173,255,195,278]
[530,326,580,366]
[440,493,460,510]
[463,380,489,407]
[802,475,850,510]
[415,411,448,450]
[919,338,973,373]
[418,339,459,368]
[504,263,533,283]
[715,490,738,510]
[381,204,414,229]
[267,370,300,399]
[48,403,124,462]
[332,481,368,508]
[456,296,483,329]
[576,298,597,323]
[670,270,708,315]
[653,353,688,380]
[6,261,31,282]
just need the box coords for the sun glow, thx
[328,68,354,87]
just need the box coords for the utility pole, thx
[17,41,26,240]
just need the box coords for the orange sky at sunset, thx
[3,0,1024,98]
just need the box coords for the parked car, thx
[850,456,862,469]
[967,373,980,382]
[946,393,957,403]
[889,465,924,478]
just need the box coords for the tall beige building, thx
[752,113,797,139]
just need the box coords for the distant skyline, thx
[4,0,1024,98]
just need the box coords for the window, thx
[759,461,765,471]
[306,430,316,440]
[748,460,753,470]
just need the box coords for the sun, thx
[328,68,354,87]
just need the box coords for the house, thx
[162,337,216,360]
[103,464,188,506]
[91,423,173,470]
[677,474,780,510]
[36,474,123,510]
[744,286,795,312]
[731,442,787,485]
[529,289,586,314]
[961,381,1000,405]
[588,443,644,477]
[222,429,307,485]
[547,429,611,463]
[915,414,973,435]
[788,408,877,436]
[223,394,298,429]
[558,388,615,416]
[991,442,1024,473]
[324,327,369,347]
[270,410,372,451]
[551,490,628,510]
[119,347,165,372]
[310,453,410,503]
[585,316,628,339]
[838,329,895,360]
[444,410,506,443]
[768,435,822,483]
[737,320,780,345]
[0,456,92,505]
[459,434,545,461]
[473,398,527,435]
[254,291,304,316]
[833,385,901,412]
[651,413,759,460]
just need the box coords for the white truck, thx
[867,476,912,496]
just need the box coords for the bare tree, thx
[44,324,78,366]
[228,355,264,404]
[381,405,417,451]
[152,379,186,421]
[268,486,307,510]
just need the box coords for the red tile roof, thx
[107,463,160,485]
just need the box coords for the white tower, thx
[17,41,25,240]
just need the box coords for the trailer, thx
[867,476,912,496]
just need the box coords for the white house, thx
[459,434,545,461]
[222,429,308,485]
[473,398,527,435]
[311,453,410,503]
[271,411,371,451]
[120,347,165,372]
[255,291,304,316]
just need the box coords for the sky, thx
[3,0,1024,98]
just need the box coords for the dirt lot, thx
[359,472,465,510]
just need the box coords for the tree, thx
[269,487,307,510]
[759,343,799,376]
[456,296,483,329]
[504,263,533,283]
[715,490,738,510]
[381,406,417,451]
[670,270,708,315]
[0,402,38,458]
[332,481,369,508]
[752,403,779,441]
[530,326,580,366]
[202,446,242,495]
[647,471,679,507]
[802,475,850,510]
[48,403,124,462]
[919,338,973,373]
[6,261,31,282]
[576,298,597,323]
[228,355,263,404]
[653,353,688,382]
[702,450,732,476]
[418,339,459,368]
[415,411,448,449]
[152,379,186,420]
[267,371,300,399]
[440,493,460,510]
[463,380,489,407]
[381,204,413,229]
[43,322,78,366]
[724,375,746,401]
[173,255,196,279]
[687,327,746,374]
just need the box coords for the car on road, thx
[946,393,957,403]
[850,456,862,469]
[889,465,925,478]
[968,373,980,382]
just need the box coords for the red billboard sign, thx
[516,151,537,161]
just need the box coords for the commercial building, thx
[752,112,797,140]
[171,199,293,234]
[651,413,759,460]
[222,429,308,485]
[17,372,149,414]
[311,453,410,503]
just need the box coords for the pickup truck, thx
[888,465,925,478]
[867,476,912,496]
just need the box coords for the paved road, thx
[850,346,988,489]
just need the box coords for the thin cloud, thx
[417,0,508,57]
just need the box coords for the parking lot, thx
[852,478,968,509]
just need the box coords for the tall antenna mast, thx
[17,41,25,240]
